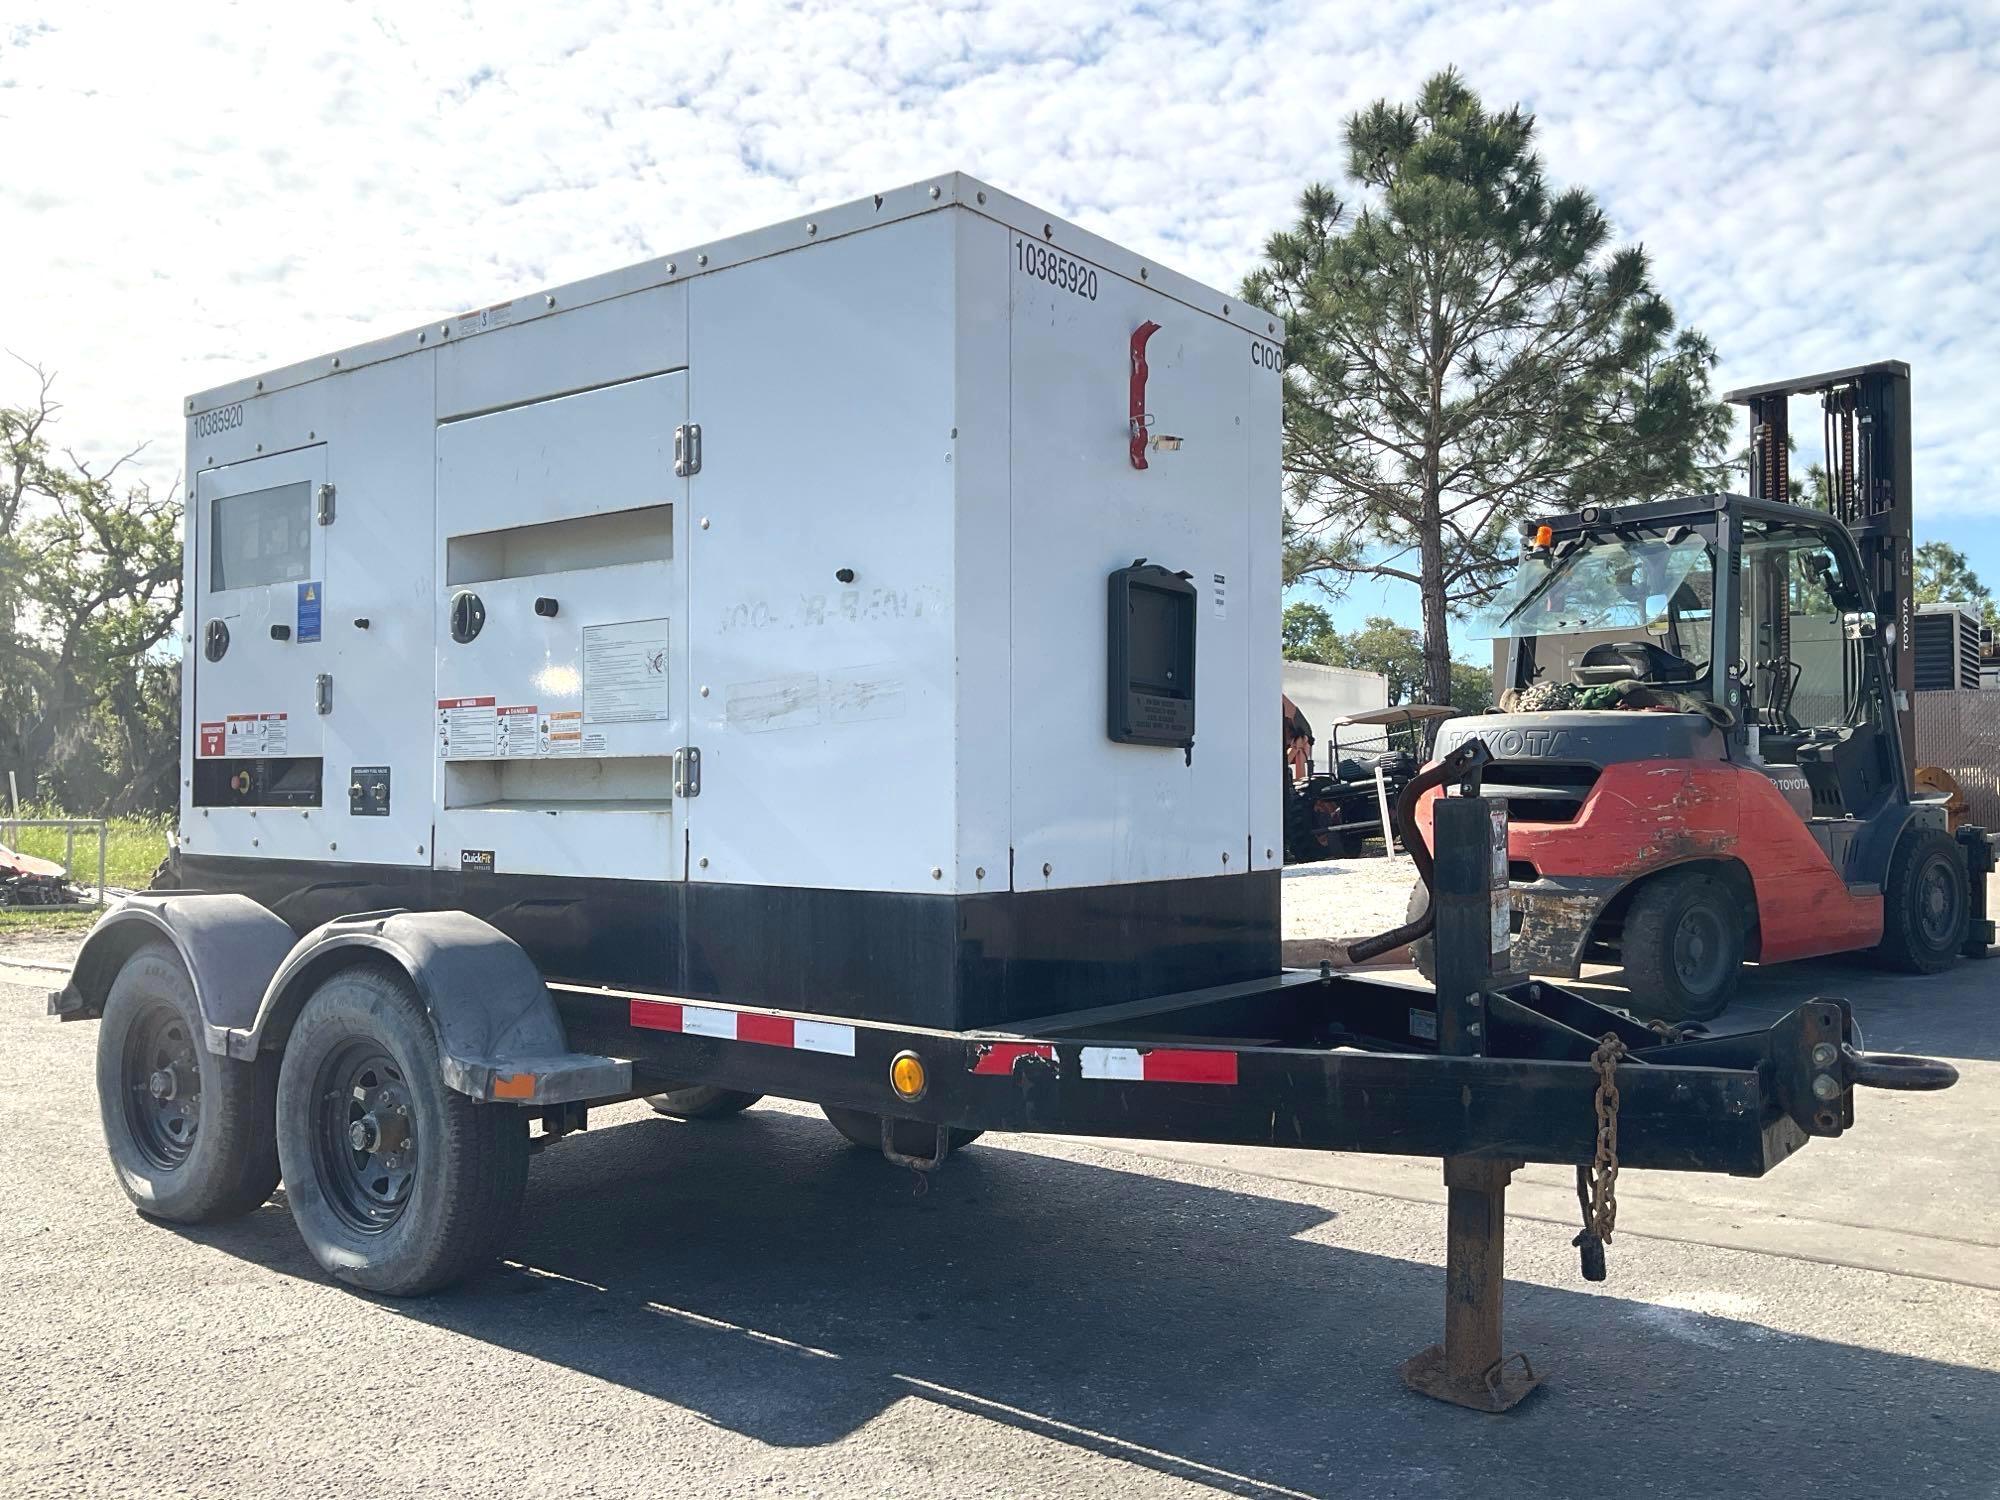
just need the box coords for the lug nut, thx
[1811,1042,1838,1068]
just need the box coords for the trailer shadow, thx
[190,1106,1998,1499]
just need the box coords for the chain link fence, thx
[1913,690,2000,830]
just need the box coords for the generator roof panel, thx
[186,172,1285,415]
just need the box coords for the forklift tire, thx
[275,967,529,1296]
[1873,826,1969,974]
[1619,870,1743,1024]
[645,1086,763,1120]
[821,1106,981,1158]
[96,942,280,1224]
[1405,881,1436,982]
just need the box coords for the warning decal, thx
[437,696,497,759]
[495,704,538,758]
[203,713,287,757]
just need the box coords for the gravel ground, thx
[1281,854,1416,944]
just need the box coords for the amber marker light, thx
[890,1051,928,1102]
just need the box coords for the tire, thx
[1406,880,1436,981]
[645,1086,762,1120]
[95,942,279,1223]
[275,966,529,1296]
[1873,825,1968,974]
[1618,870,1745,1024]
[821,1105,981,1158]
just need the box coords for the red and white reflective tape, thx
[629,999,856,1057]
[1079,1045,1238,1086]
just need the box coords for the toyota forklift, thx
[1411,361,1994,1021]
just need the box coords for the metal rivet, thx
[331,356,340,368]
[418,330,427,343]
[187,399,194,411]
[1222,304,1230,315]
[545,294,556,308]
[976,191,986,204]
[1265,848,1274,859]
[931,867,942,880]
[251,838,259,847]
[806,222,817,236]
[1267,322,1276,334]
[699,685,710,697]
[699,856,709,869]
[417,845,425,856]
[440,324,450,336]
[255,379,264,390]
[1140,267,1149,280]
[329,842,338,852]
[929,186,940,200]
[308,431,315,440]
[667,261,676,274]
[949,427,958,439]
[1222,851,1229,864]
[1042,862,1052,876]
[1812,1073,1841,1101]
[975,866,985,879]
[699,516,710,530]
[697,253,708,265]
[255,443,262,451]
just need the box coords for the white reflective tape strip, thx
[793,1020,857,1057]
[680,1006,738,1040]
[1079,1046,1144,1081]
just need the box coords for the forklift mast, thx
[1726,360,1916,769]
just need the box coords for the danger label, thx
[200,713,287,758]
[437,696,496,759]
[495,704,538,759]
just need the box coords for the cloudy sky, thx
[5,0,1998,628]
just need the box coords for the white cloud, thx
[3,0,1997,571]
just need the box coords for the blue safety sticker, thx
[297,580,322,643]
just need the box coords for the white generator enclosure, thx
[179,174,1283,1029]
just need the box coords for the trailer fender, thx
[48,894,298,1057]
[236,909,630,1107]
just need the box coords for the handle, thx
[1841,1044,1958,1092]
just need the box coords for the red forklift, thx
[1410,361,1994,1021]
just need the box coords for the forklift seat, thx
[1795,726,1889,817]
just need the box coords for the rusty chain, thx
[1571,1033,1625,1283]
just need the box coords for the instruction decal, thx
[297,581,322,643]
[207,713,287,757]
[583,619,671,724]
[1212,573,1227,618]
[437,696,497,759]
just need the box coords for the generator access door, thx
[189,445,332,820]
[432,373,689,883]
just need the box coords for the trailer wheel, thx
[275,966,528,1296]
[645,1086,763,1120]
[1873,826,1968,974]
[821,1106,980,1158]
[1618,870,1743,1024]
[95,942,279,1223]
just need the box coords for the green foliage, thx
[1,362,182,815]
[1914,540,1998,629]
[1246,69,1730,705]
[3,808,171,888]
[1282,603,1493,713]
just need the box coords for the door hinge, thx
[315,673,333,715]
[316,482,336,525]
[673,746,701,798]
[674,423,702,477]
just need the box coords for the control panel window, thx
[211,481,312,591]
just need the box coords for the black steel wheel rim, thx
[1673,903,1728,993]
[122,1002,201,1170]
[1915,853,1962,949]
[311,1040,418,1235]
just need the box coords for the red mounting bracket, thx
[1129,320,1161,470]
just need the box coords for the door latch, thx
[674,423,702,477]
[316,483,336,525]
[673,746,701,798]
[315,673,333,715]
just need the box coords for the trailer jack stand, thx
[1399,1156,1542,1413]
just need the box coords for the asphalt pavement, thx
[3,943,1996,1499]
